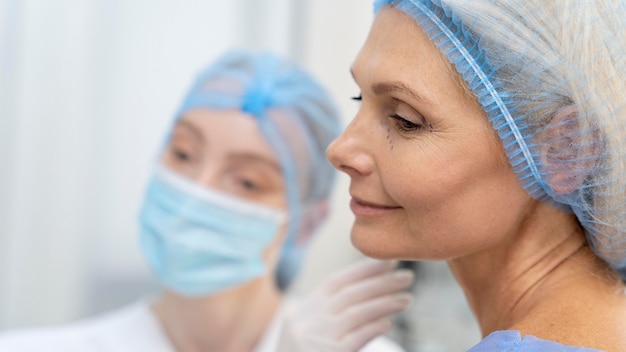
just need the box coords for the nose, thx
[189,164,220,190]
[193,167,225,191]
[160,146,222,191]
[326,115,374,178]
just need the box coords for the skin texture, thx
[153,108,288,351]
[327,6,626,351]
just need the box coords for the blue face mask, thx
[138,164,287,297]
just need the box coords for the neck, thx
[152,277,282,352]
[448,201,615,337]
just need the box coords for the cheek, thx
[381,143,530,259]
[262,192,288,210]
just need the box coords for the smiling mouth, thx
[350,197,402,217]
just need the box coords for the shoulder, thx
[0,301,173,352]
[467,330,606,352]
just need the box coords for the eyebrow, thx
[175,117,282,173]
[350,68,432,105]
[229,153,282,174]
[174,119,205,142]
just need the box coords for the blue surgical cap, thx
[171,49,341,289]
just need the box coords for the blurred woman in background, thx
[0,49,414,351]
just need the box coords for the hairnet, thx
[170,49,341,289]
[374,0,626,277]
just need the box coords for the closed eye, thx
[389,113,423,132]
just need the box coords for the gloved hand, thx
[276,258,414,352]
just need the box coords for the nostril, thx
[339,164,362,176]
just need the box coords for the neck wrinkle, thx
[500,236,586,329]
[448,204,588,337]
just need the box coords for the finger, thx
[329,268,414,313]
[339,317,393,352]
[318,258,398,295]
[336,292,412,338]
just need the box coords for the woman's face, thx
[326,6,533,261]
[162,108,286,210]
[161,108,289,272]
[160,107,289,286]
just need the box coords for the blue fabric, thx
[468,331,604,352]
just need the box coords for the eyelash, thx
[351,94,428,133]
[389,113,423,133]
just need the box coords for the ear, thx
[539,105,600,195]
[295,200,330,245]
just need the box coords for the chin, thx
[350,225,409,260]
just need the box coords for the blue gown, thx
[468,330,604,351]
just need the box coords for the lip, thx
[349,197,402,217]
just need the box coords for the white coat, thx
[0,300,405,352]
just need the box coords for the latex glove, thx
[276,259,414,352]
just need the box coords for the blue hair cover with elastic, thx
[171,49,341,288]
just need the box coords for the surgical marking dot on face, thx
[384,119,394,151]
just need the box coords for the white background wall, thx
[0,0,375,328]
